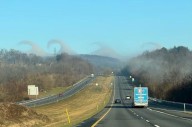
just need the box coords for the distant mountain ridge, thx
[79,54,122,73]
[79,54,121,66]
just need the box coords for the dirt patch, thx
[0,103,49,127]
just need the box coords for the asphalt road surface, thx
[78,76,192,127]
[18,76,95,107]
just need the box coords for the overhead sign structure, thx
[28,85,39,95]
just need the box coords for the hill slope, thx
[122,46,192,103]
[79,54,122,73]
[0,103,49,127]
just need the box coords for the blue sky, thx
[0,0,192,57]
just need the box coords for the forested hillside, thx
[0,49,93,102]
[122,46,192,103]
[79,54,122,74]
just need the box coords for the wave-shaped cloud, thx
[91,42,121,59]
[18,40,47,56]
[47,39,75,54]
[141,42,163,51]
[18,39,75,56]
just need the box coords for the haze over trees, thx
[0,49,93,102]
[122,46,192,103]
[79,54,122,74]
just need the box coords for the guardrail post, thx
[184,103,186,112]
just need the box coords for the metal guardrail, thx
[149,97,192,112]
[17,76,96,107]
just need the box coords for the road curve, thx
[18,76,95,107]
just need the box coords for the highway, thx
[18,76,95,107]
[78,76,192,127]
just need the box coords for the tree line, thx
[122,46,192,103]
[0,49,93,102]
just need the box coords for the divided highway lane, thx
[90,76,192,127]
[94,76,154,127]
[18,76,96,107]
[119,76,192,127]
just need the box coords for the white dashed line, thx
[154,125,160,127]
[137,115,139,117]
[146,120,150,123]
[141,117,143,119]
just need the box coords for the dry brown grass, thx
[0,103,49,127]
[34,76,114,127]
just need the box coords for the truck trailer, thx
[133,87,148,107]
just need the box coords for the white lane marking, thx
[151,107,192,113]
[154,125,160,127]
[137,115,139,117]
[141,117,143,119]
[147,108,152,111]
[152,109,192,122]
[91,79,116,127]
[146,120,150,122]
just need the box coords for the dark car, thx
[114,99,121,103]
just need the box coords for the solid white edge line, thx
[154,125,160,127]
[150,107,192,113]
[91,78,116,127]
[151,108,192,122]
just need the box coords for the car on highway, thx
[126,96,131,100]
[114,99,121,104]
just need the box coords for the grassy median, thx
[33,76,114,127]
